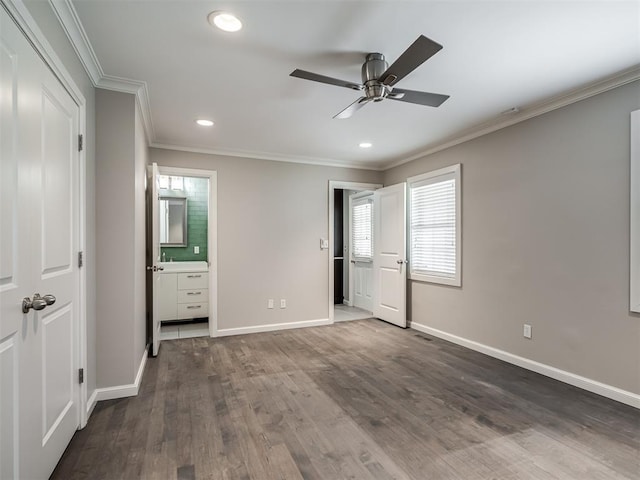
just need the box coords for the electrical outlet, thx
[280,299,286,309]
[194,246,199,254]
[267,299,274,309]
[523,324,532,339]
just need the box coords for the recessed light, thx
[208,11,242,32]
[196,119,214,127]
[359,142,372,148]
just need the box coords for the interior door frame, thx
[156,166,218,337]
[2,0,89,427]
[328,181,382,323]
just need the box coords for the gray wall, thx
[95,89,146,387]
[384,81,640,394]
[151,149,382,330]
[23,1,98,397]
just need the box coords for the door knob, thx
[42,294,56,306]
[22,293,52,313]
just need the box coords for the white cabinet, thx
[158,269,209,321]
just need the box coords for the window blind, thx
[410,176,457,278]
[352,200,372,258]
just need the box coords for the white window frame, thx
[408,164,462,287]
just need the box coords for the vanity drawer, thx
[178,288,208,304]
[177,272,208,290]
[177,302,208,319]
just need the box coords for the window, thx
[352,196,373,259]
[408,164,461,286]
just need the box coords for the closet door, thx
[1,8,81,479]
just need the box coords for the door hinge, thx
[78,251,84,268]
[78,134,84,152]
[78,368,84,384]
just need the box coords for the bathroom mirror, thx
[159,197,187,246]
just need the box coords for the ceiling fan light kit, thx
[290,35,450,119]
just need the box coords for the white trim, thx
[328,181,383,323]
[2,0,90,427]
[94,347,148,402]
[387,66,640,170]
[630,110,640,313]
[48,0,102,84]
[216,318,331,337]
[86,389,97,417]
[77,100,88,427]
[98,76,155,142]
[156,166,218,339]
[410,321,640,409]
[151,143,382,171]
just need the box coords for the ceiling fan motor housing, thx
[362,53,391,101]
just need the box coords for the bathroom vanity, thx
[157,261,209,322]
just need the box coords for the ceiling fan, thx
[290,35,450,119]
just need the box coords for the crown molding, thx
[48,0,155,141]
[383,65,640,170]
[97,75,156,141]
[150,143,384,171]
[47,0,639,173]
[49,0,102,84]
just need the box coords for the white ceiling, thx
[69,0,640,169]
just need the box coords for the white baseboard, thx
[94,346,149,402]
[410,322,640,409]
[216,318,331,337]
[86,389,98,417]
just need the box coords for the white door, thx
[147,163,162,356]
[373,183,407,327]
[349,192,374,312]
[1,8,81,479]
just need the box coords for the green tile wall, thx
[160,176,208,262]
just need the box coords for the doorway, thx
[147,166,217,354]
[328,181,382,323]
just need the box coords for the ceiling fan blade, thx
[388,88,449,107]
[290,69,362,90]
[379,35,443,86]
[334,97,370,119]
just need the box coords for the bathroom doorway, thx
[146,165,217,354]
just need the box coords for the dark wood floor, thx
[52,319,639,480]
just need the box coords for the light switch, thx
[320,238,329,250]
[194,246,199,254]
